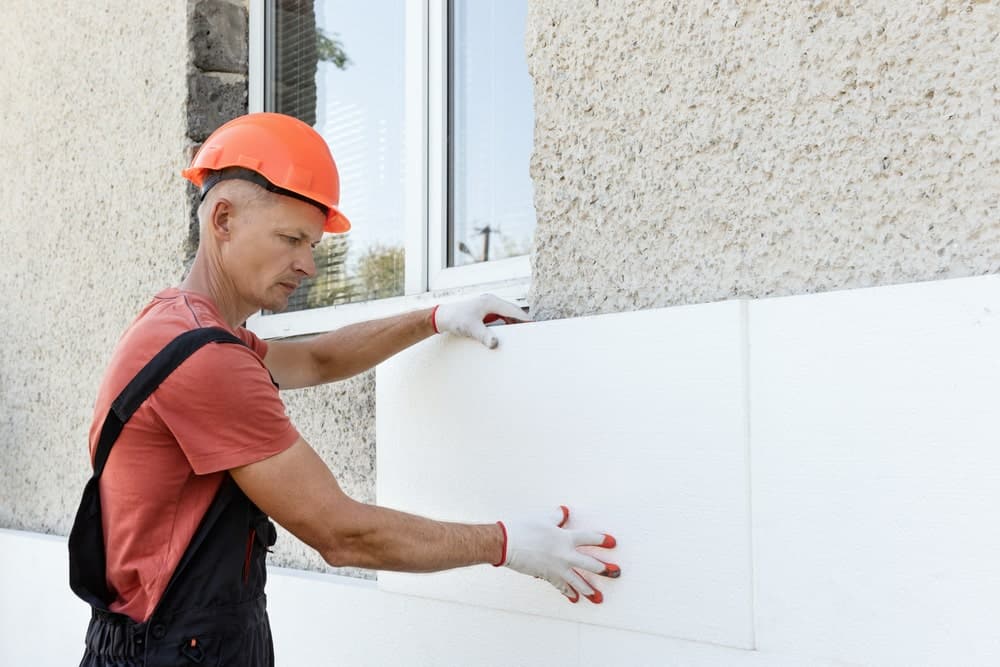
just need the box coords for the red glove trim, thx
[493,521,508,567]
[431,305,441,334]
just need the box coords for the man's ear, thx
[209,197,233,241]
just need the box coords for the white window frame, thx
[246,0,531,339]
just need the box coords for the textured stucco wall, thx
[527,0,1000,319]
[0,1,192,532]
[0,0,373,578]
[270,374,376,575]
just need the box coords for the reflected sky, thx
[311,0,536,264]
[315,0,407,253]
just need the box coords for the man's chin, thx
[262,294,292,313]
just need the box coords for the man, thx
[70,113,619,666]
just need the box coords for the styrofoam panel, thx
[0,529,578,666]
[0,530,91,665]
[749,275,1000,666]
[269,568,580,667]
[0,529,838,666]
[579,626,852,667]
[376,301,754,648]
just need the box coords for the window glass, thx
[449,0,536,267]
[269,0,406,312]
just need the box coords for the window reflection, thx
[449,0,536,267]
[270,0,406,312]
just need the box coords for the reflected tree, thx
[356,244,405,301]
[284,234,351,312]
[316,28,350,69]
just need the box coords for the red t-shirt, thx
[88,288,299,622]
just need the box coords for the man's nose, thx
[294,246,317,278]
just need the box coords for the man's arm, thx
[263,308,435,391]
[230,436,619,602]
[263,295,529,390]
[230,436,502,571]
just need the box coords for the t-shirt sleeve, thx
[149,341,299,474]
[236,327,268,359]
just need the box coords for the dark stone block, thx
[185,183,201,264]
[187,72,247,142]
[182,142,202,267]
[190,0,248,74]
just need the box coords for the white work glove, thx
[431,294,531,349]
[496,506,620,604]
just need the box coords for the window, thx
[449,1,536,270]
[247,0,534,337]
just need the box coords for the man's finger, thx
[572,530,616,549]
[567,551,614,576]
[565,569,602,604]
[600,562,621,578]
[481,295,531,322]
[478,327,499,349]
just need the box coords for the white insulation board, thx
[376,300,755,648]
[749,276,1000,666]
[8,277,1000,665]
[1,529,846,667]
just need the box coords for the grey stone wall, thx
[527,0,1000,319]
[185,0,250,262]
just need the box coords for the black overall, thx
[69,328,278,666]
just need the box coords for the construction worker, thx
[69,112,620,666]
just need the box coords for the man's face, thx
[221,192,327,313]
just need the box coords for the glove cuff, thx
[430,305,441,334]
[493,521,508,567]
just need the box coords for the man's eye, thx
[282,235,300,246]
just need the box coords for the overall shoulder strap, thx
[92,327,245,477]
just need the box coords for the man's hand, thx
[497,506,620,604]
[432,294,531,349]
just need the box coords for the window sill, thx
[246,277,531,340]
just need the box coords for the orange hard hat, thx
[182,112,350,233]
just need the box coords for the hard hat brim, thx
[325,208,351,234]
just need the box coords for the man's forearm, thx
[265,295,528,389]
[309,307,436,383]
[234,438,503,572]
[233,439,618,603]
[320,502,504,572]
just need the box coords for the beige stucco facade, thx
[1,0,997,577]
[528,0,1000,318]
[0,0,191,531]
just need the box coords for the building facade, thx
[1,0,997,629]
